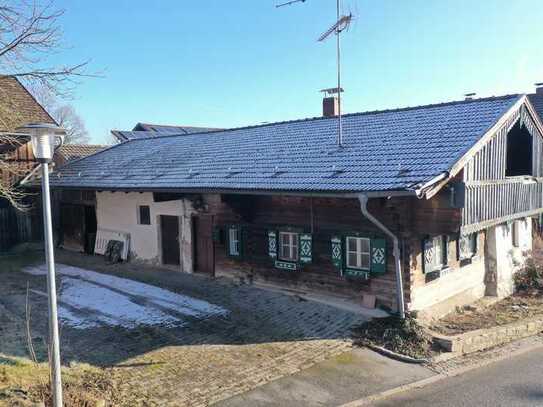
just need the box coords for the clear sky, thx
[51,0,543,144]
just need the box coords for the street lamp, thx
[18,122,65,407]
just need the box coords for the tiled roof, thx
[528,93,543,121]
[55,144,107,163]
[112,123,222,142]
[51,94,522,194]
[133,123,222,134]
[0,76,55,132]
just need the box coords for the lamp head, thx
[17,123,66,162]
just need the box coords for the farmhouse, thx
[48,89,543,317]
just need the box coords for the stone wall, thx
[433,316,543,354]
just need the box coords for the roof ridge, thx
[123,93,522,143]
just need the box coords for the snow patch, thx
[23,264,228,330]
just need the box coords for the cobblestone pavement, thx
[4,251,368,406]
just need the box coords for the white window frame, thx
[424,235,446,272]
[459,233,477,260]
[228,227,240,256]
[345,236,371,270]
[279,231,299,262]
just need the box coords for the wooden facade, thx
[462,103,543,233]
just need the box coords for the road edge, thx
[339,338,543,407]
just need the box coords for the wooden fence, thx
[0,204,42,252]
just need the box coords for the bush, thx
[514,258,543,292]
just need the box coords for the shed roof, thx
[51,94,523,195]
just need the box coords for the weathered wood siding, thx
[208,194,413,312]
[462,103,543,234]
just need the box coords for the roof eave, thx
[48,185,417,199]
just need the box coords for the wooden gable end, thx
[460,99,543,234]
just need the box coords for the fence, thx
[0,203,42,252]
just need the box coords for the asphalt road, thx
[374,347,543,407]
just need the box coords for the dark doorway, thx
[161,215,180,266]
[193,215,215,275]
[61,204,85,252]
[506,121,533,177]
[84,206,97,254]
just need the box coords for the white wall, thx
[486,218,532,297]
[96,192,195,270]
[411,217,533,314]
[410,254,487,312]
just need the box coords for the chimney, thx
[536,83,543,95]
[323,96,339,117]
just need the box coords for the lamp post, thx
[18,122,65,407]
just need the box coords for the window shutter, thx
[239,228,247,258]
[371,238,386,274]
[423,238,433,274]
[268,230,278,259]
[299,233,312,264]
[331,236,343,273]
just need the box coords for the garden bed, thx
[430,290,543,336]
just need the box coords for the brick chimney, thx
[323,96,339,117]
[536,83,543,95]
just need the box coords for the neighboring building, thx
[111,122,222,142]
[49,92,543,317]
[0,75,107,251]
[0,76,57,251]
[0,76,56,187]
[54,144,107,167]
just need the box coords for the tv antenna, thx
[276,0,306,7]
[277,0,353,147]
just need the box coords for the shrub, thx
[514,258,543,292]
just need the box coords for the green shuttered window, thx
[331,235,387,277]
[268,229,312,268]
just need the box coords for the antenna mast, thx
[277,0,352,147]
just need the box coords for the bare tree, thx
[30,84,90,144]
[0,0,93,96]
[0,0,94,207]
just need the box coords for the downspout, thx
[358,194,406,319]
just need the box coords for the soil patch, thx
[352,316,436,359]
[431,290,543,336]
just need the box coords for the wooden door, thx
[194,215,215,275]
[161,215,180,266]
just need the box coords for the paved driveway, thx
[2,251,367,406]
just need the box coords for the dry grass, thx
[0,358,139,407]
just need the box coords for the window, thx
[228,227,240,256]
[512,220,525,248]
[279,231,299,262]
[506,121,533,177]
[423,236,447,273]
[138,205,151,225]
[458,233,477,260]
[345,236,371,270]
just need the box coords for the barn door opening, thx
[84,205,97,254]
[193,215,215,275]
[161,215,180,266]
[61,204,85,252]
